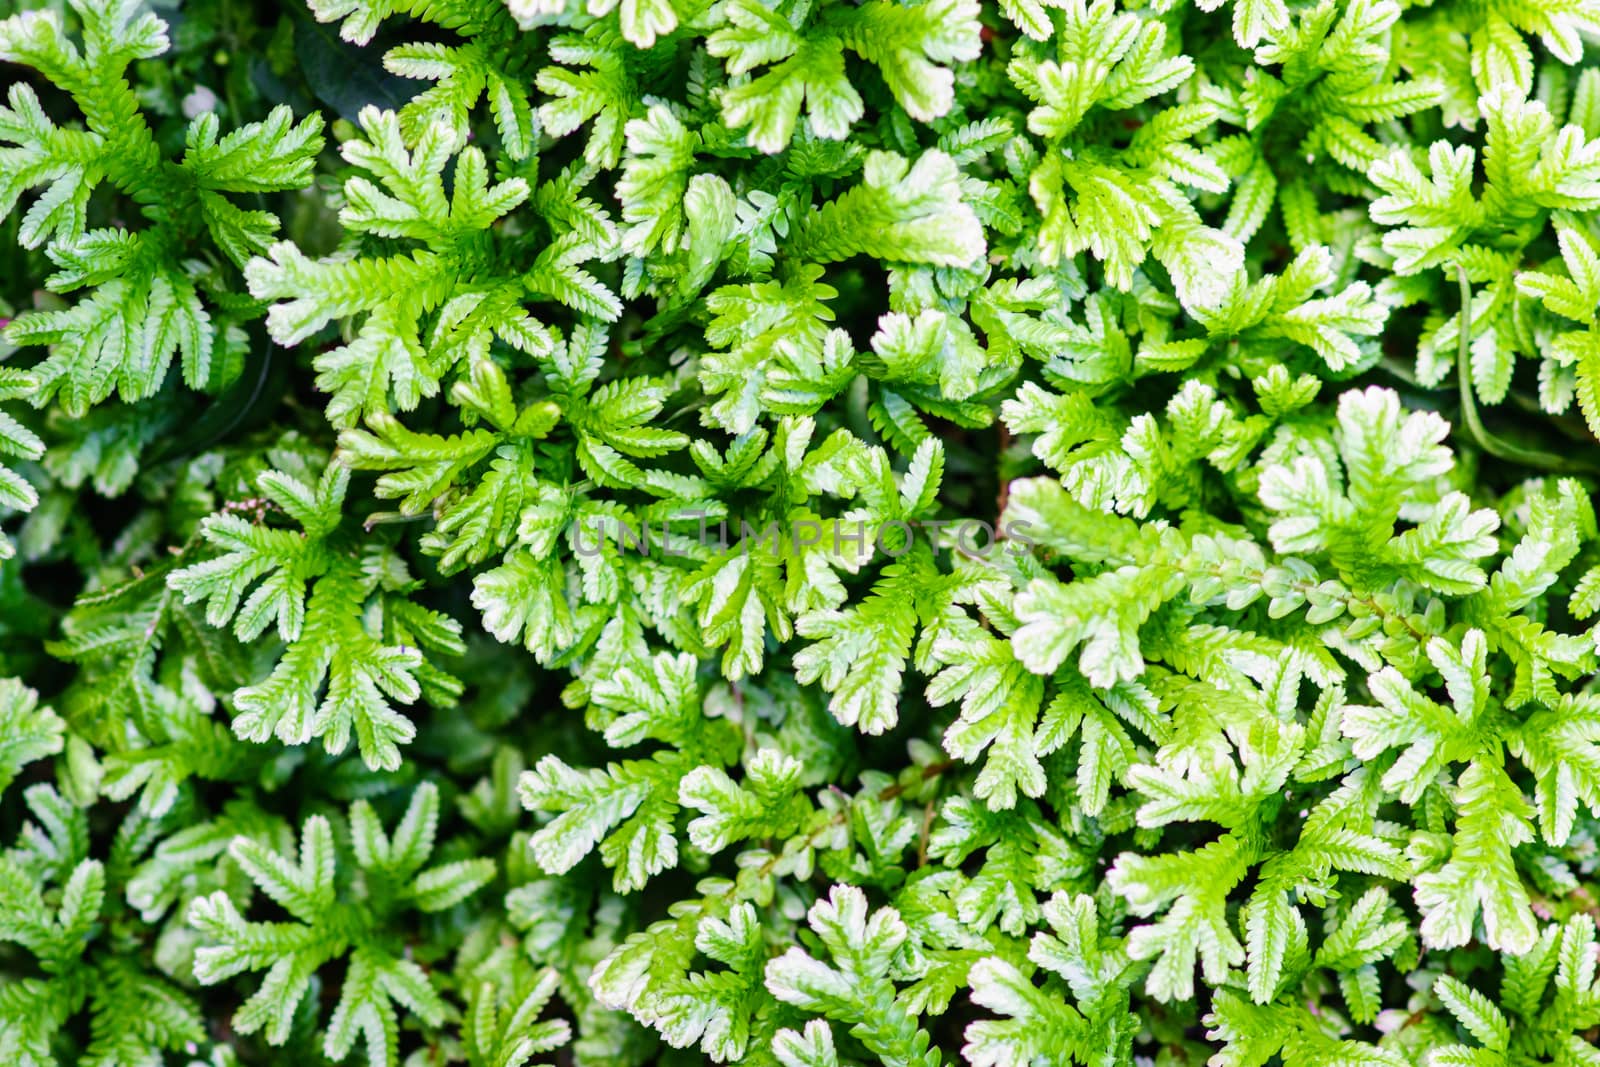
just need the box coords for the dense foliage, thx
[5,0,1600,1063]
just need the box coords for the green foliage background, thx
[5,0,1600,1064]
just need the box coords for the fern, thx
[6,1,1600,1066]
[168,461,465,771]
[188,782,496,1064]
[0,0,321,414]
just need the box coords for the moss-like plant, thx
[5,0,1600,1064]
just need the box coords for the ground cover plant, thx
[4,0,1600,1063]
